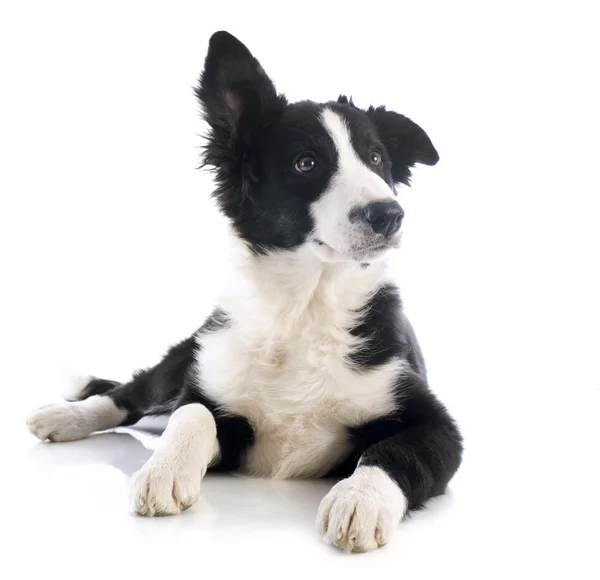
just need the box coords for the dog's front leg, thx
[317,371,463,552]
[130,403,219,516]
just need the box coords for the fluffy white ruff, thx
[198,240,402,479]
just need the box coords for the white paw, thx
[26,402,89,442]
[26,396,125,442]
[316,466,407,553]
[130,460,205,517]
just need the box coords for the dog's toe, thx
[130,462,202,517]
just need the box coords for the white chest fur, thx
[196,240,402,479]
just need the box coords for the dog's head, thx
[196,31,438,263]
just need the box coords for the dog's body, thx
[27,32,462,552]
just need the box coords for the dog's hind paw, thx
[26,396,125,442]
[26,402,89,442]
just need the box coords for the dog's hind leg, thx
[27,332,223,515]
[26,334,200,442]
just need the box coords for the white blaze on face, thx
[310,109,397,260]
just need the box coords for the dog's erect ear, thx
[195,31,285,217]
[366,106,439,185]
[196,31,283,145]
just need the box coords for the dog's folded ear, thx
[366,106,439,185]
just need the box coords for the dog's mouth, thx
[313,237,400,262]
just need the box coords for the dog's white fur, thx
[197,238,403,479]
[310,109,399,262]
[317,465,407,552]
[130,403,219,516]
[26,395,126,442]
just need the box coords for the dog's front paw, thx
[316,466,407,552]
[130,460,205,517]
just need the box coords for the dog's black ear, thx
[196,31,283,136]
[366,106,439,185]
[195,31,286,215]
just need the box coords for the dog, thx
[26,31,463,553]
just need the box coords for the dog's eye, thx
[295,156,317,173]
[370,150,383,167]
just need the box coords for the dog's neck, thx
[219,234,391,334]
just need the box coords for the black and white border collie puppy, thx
[27,31,463,552]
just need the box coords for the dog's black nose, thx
[363,201,404,236]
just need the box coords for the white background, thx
[1,1,598,578]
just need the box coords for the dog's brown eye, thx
[295,156,317,173]
[370,150,382,167]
